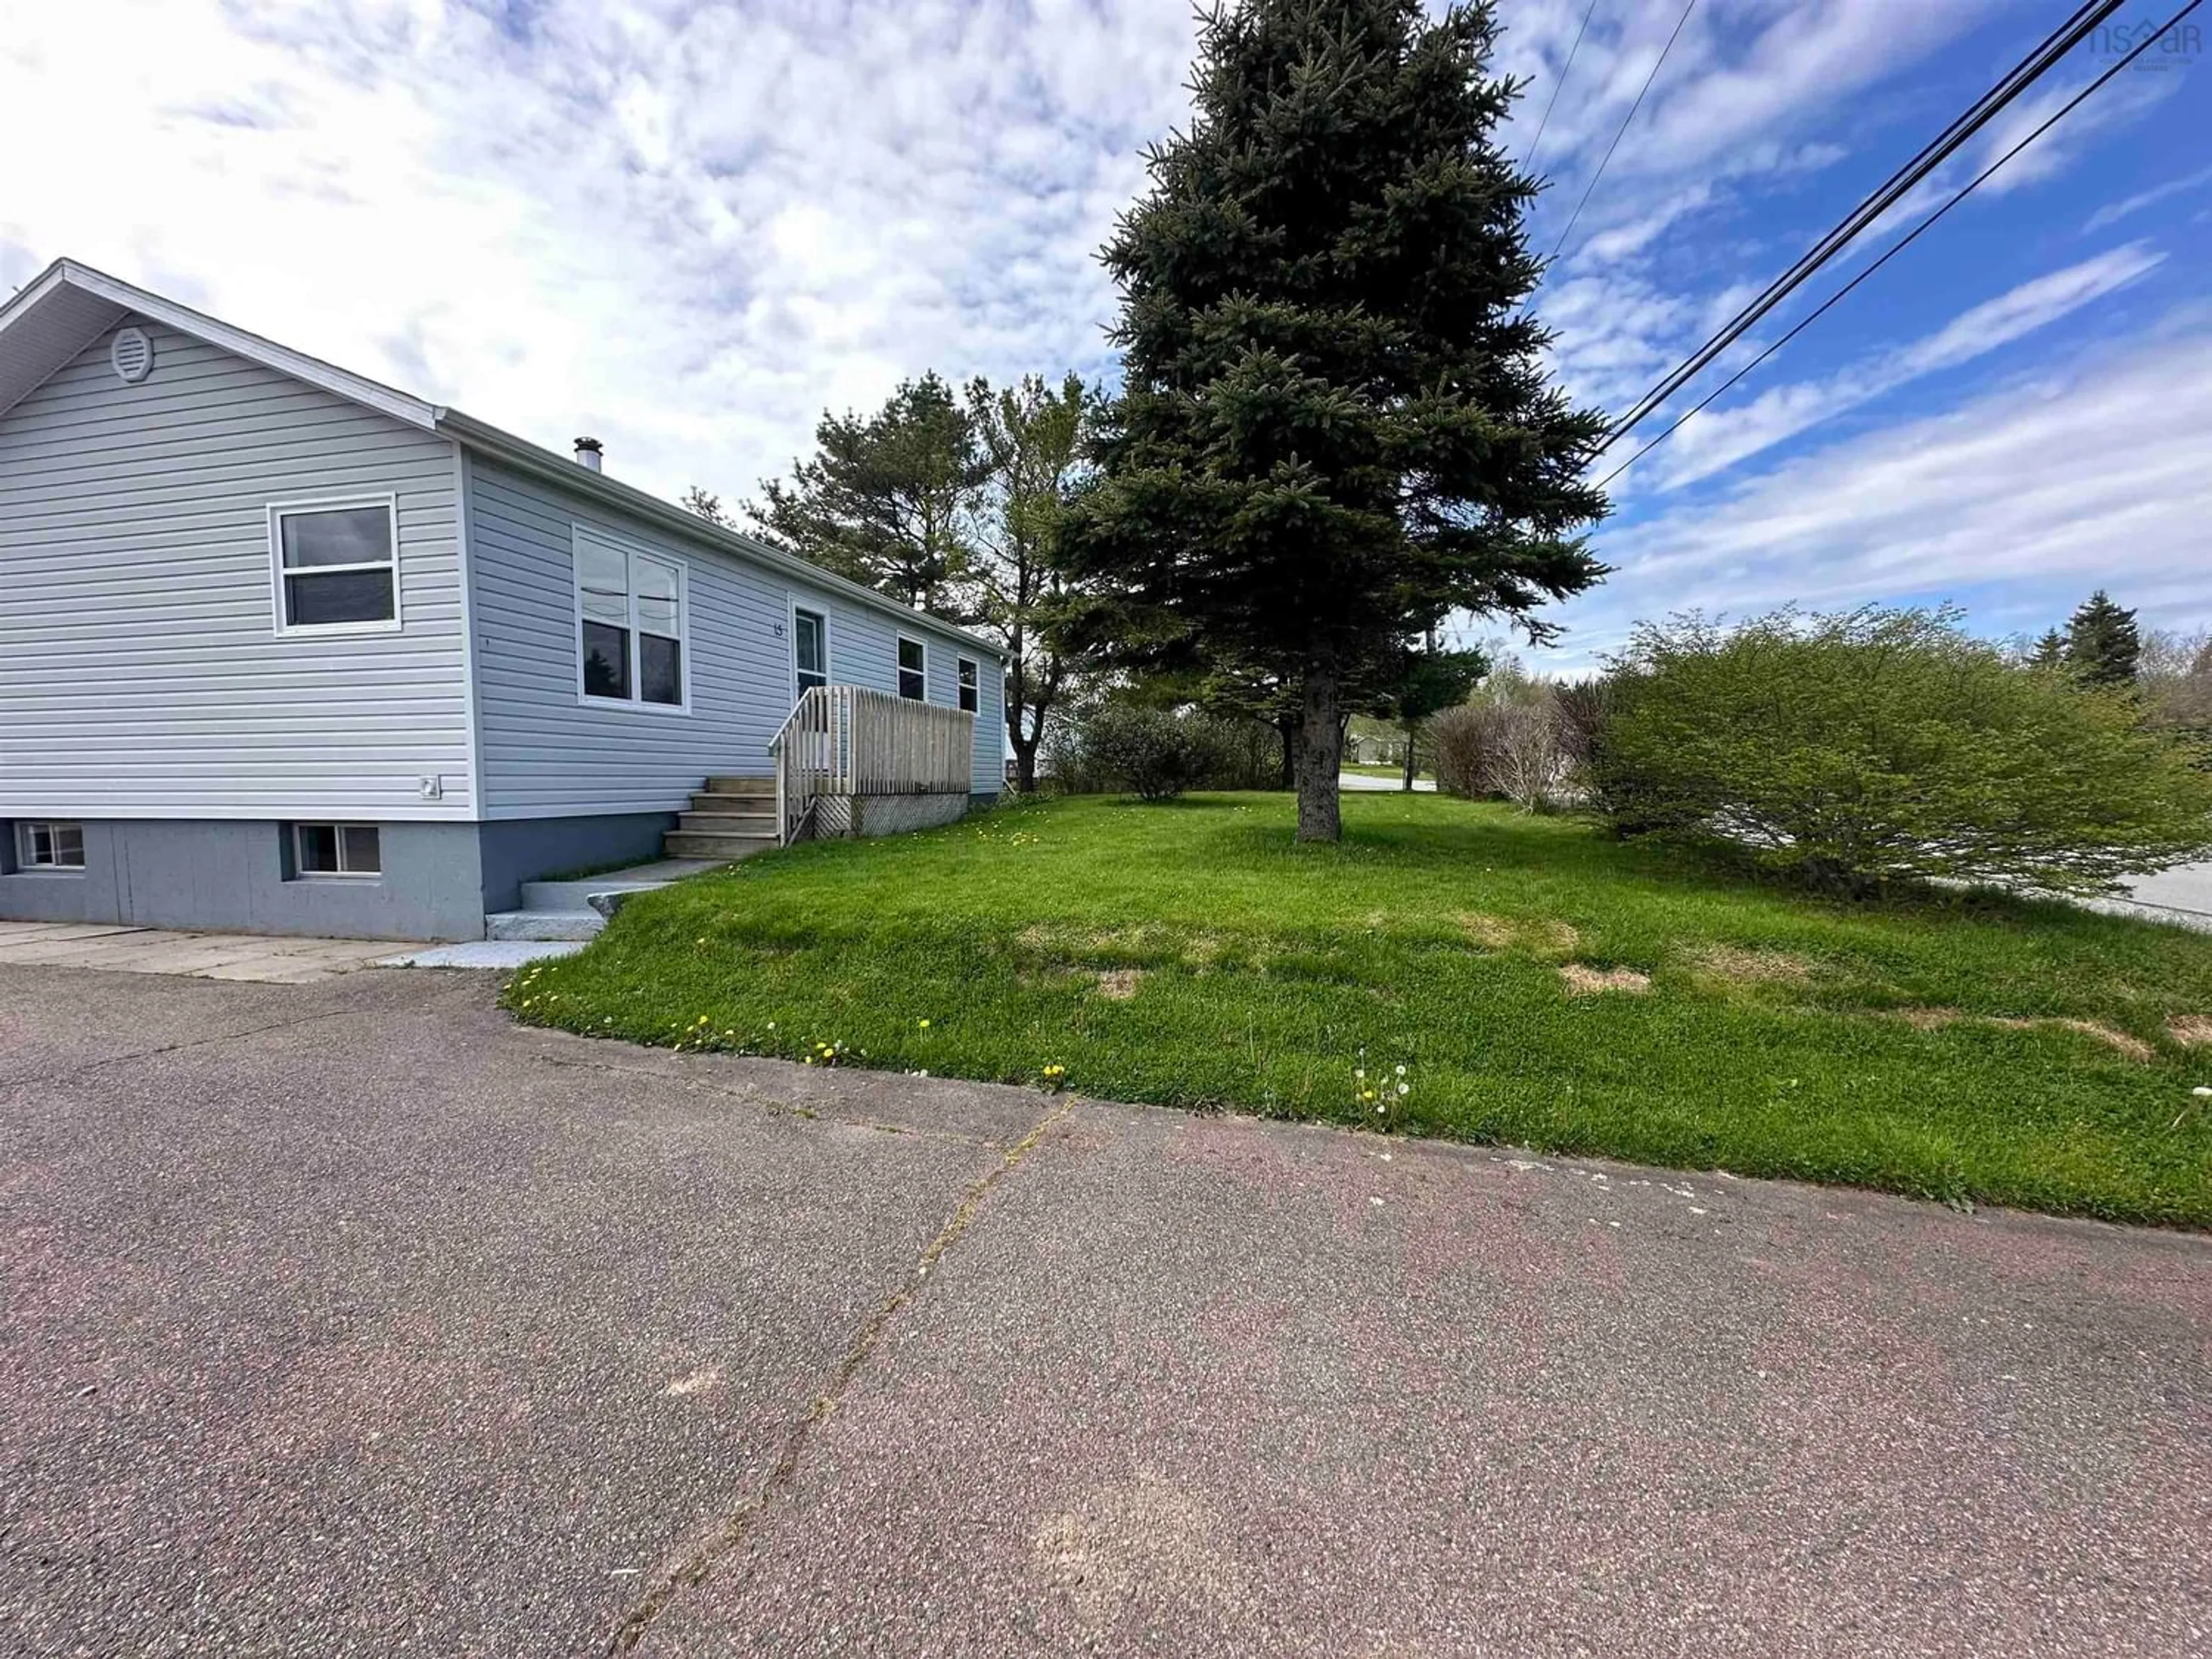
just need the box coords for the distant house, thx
[0,260,1005,941]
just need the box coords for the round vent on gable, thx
[111,327,154,385]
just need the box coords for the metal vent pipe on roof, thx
[574,436,603,472]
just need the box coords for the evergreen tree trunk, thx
[1296,670,1344,843]
[1401,721,1418,791]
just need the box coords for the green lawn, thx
[505,793,2212,1226]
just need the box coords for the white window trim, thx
[571,524,692,717]
[956,655,980,714]
[291,823,382,881]
[897,632,929,702]
[790,598,832,700]
[268,494,402,638]
[14,821,86,873]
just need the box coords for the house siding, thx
[466,454,1003,816]
[0,318,472,820]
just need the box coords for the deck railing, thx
[769,684,975,844]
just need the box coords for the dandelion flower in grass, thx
[1397,1082,1410,1096]
[2196,1086,2212,1098]
[1395,1065,1406,1077]
[918,1018,931,1029]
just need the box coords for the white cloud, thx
[1532,315,2212,671]
[1643,241,2166,487]
[2085,161,2212,232]
[0,0,1198,504]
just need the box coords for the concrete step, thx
[664,830,781,861]
[678,810,778,835]
[702,776,776,797]
[517,859,719,913]
[487,909,604,942]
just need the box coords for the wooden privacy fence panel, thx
[770,684,975,844]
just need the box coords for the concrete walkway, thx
[1,967,2205,1657]
[0,921,405,983]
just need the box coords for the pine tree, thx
[1062,0,1608,842]
[2027,627,2066,669]
[2064,590,2141,688]
[750,373,984,612]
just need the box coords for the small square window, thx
[294,823,380,878]
[957,657,979,714]
[16,821,85,870]
[897,636,926,702]
[273,501,397,631]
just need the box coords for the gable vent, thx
[110,327,154,385]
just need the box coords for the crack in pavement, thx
[0,1006,362,1091]
[603,1090,1082,1654]
[529,1050,1012,1150]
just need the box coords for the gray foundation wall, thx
[0,820,486,941]
[477,813,676,914]
[0,813,684,941]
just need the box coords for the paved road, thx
[2123,861,2212,920]
[2,968,2206,1657]
[1339,770,1438,792]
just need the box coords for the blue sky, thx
[2,1,2205,672]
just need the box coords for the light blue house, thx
[0,260,1005,940]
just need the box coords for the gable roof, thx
[0,258,1004,661]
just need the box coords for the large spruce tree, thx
[1063,0,1609,841]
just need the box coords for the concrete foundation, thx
[0,812,688,942]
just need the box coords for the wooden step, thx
[664,830,780,861]
[702,775,776,797]
[688,791,778,815]
[679,810,778,834]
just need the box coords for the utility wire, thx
[1601,0,2124,445]
[1546,0,1699,264]
[1523,0,1603,179]
[1597,0,2204,490]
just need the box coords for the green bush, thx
[1598,606,2212,895]
[1047,706,1282,797]
[1186,714,1283,790]
[1076,706,1210,800]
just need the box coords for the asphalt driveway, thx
[1,967,2206,1657]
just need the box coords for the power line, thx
[1597,0,2203,490]
[1546,0,1699,264]
[1522,0,1603,179]
[1600,0,2124,446]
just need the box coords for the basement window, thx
[294,824,381,878]
[15,822,85,870]
[271,499,399,632]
